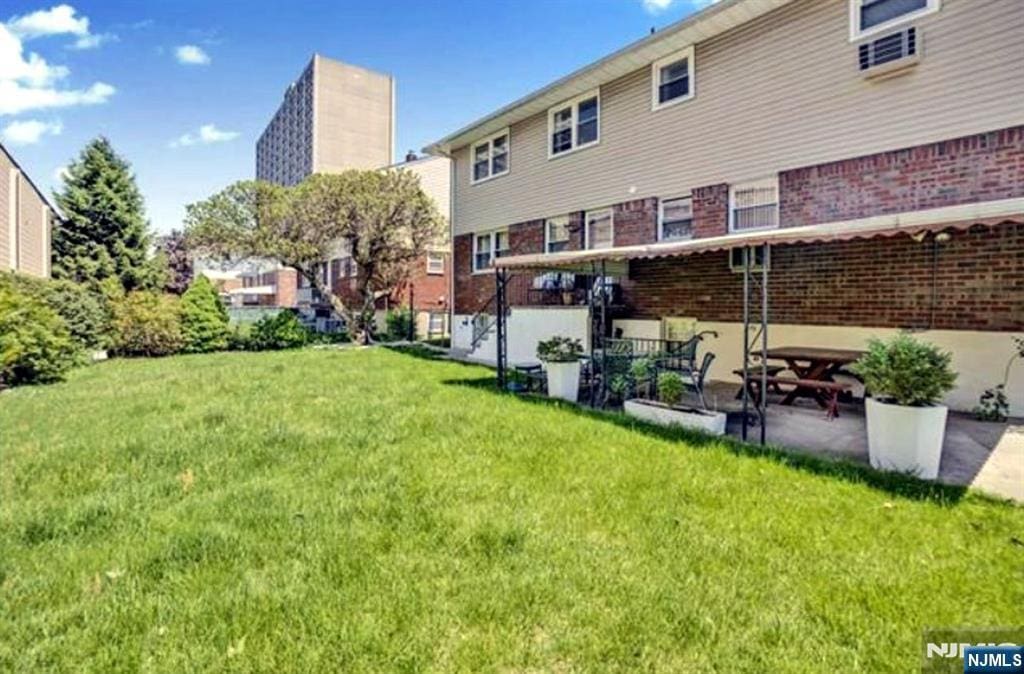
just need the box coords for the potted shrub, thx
[623,371,727,435]
[537,336,583,402]
[851,334,957,479]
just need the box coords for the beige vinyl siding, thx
[0,151,10,270]
[452,0,1024,235]
[17,176,46,277]
[404,156,451,236]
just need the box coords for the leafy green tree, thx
[180,275,229,353]
[185,169,443,343]
[110,291,184,357]
[52,137,157,291]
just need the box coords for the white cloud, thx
[1,118,63,145]
[641,0,719,14]
[0,21,115,115]
[53,163,69,183]
[69,32,116,50]
[175,44,210,65]
[7,4,89,39]
[170,123,239,148]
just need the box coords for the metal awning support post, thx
[600,259,609,409]
[740,244,771,444]
[495,268,508,391]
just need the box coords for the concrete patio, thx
[698,381,1023,502]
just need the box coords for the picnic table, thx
[761,346,864,407]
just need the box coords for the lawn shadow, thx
[442,375,975,506]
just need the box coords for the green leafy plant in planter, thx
[656,371,685,408]
[630,357,655,399]
[536,336,583,363]
[851,334,957,406]
[974,336,1023,421]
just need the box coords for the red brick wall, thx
[692,183,729,239]
[392,252,450,312]
[275,268,298,308]
[780,126,1024,227]
[614,198,658,246]
[622,223,1024,331]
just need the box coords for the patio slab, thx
[702,381,1023,502]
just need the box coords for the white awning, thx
[227,285,275,296]
[493,199,1024,273]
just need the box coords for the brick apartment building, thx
[426,0,1024,414]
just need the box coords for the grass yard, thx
[1,347,1021,672]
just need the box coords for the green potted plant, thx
[536,336,583,402]
[851,334,957,479]
[623,370,726,435]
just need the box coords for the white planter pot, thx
[624,399,727,436]
[864,397,948,479]
[545,360,581,403]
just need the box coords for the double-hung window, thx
[659,197,693,241]
[545,216,571,254]
[729,178,779,232]
[651,46,695,110]
[548,90,600,158]
[585,209,613,250]
[426,251,445,275]
[849,0,939,40]
[473,230,509,272]
[470,129,510,184]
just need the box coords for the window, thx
[470,129,510,184]
[658,197,693,241]
[428,312,445,335]
[547,90,600,158]
[426,251,445,275]
[651,47,695,110]
[729,247,770,273]
[473,229,509,272]
[545,216,571,253]
[850,0,939,40]
[585,209,613,250]
[729,178,779,232]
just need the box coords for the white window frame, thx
[547,89,600,160]
[658,196,694,242]
[472,229,509,273]
[849,0,940,41]
[469,128,510,185]
[584,208,614,250]
[544,216,571,254]
[426,251,445,275]
[651,46,695,112]
[729,176,780,233]
[729,247,770,274]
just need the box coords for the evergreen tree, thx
[52,137,154,291]
[179,275,229,353]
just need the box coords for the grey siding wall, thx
[451,0,1024,235]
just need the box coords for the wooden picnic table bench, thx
[743,375,853,420]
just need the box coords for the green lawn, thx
[1,347,1021,672]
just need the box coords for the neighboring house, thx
[425,0,1024,415]
[302,153,453,337]
[1,142,58,278]
[201,265,298,309]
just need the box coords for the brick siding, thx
[613,198,658,246]
[692,183,729,239]
[622,223,1024,332]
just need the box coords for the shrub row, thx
[1,272,340,388]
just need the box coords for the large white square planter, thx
[624,399,727,436]
[545,360,581,403]
[865,397,947,479]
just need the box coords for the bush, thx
[384,309,414,341]
[0,273,110,352]
[111,292,184,357]
[180,276,229,353]
[249,311,310,351]
[537,336,583,363]
[0,282,81,386]
[851,333,957,407]
[656,371,685,407]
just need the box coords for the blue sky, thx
[2,0,712,233]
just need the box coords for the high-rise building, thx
[256,54,395,186]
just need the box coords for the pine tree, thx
[52,137,155,291]
[179,275,229,353]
